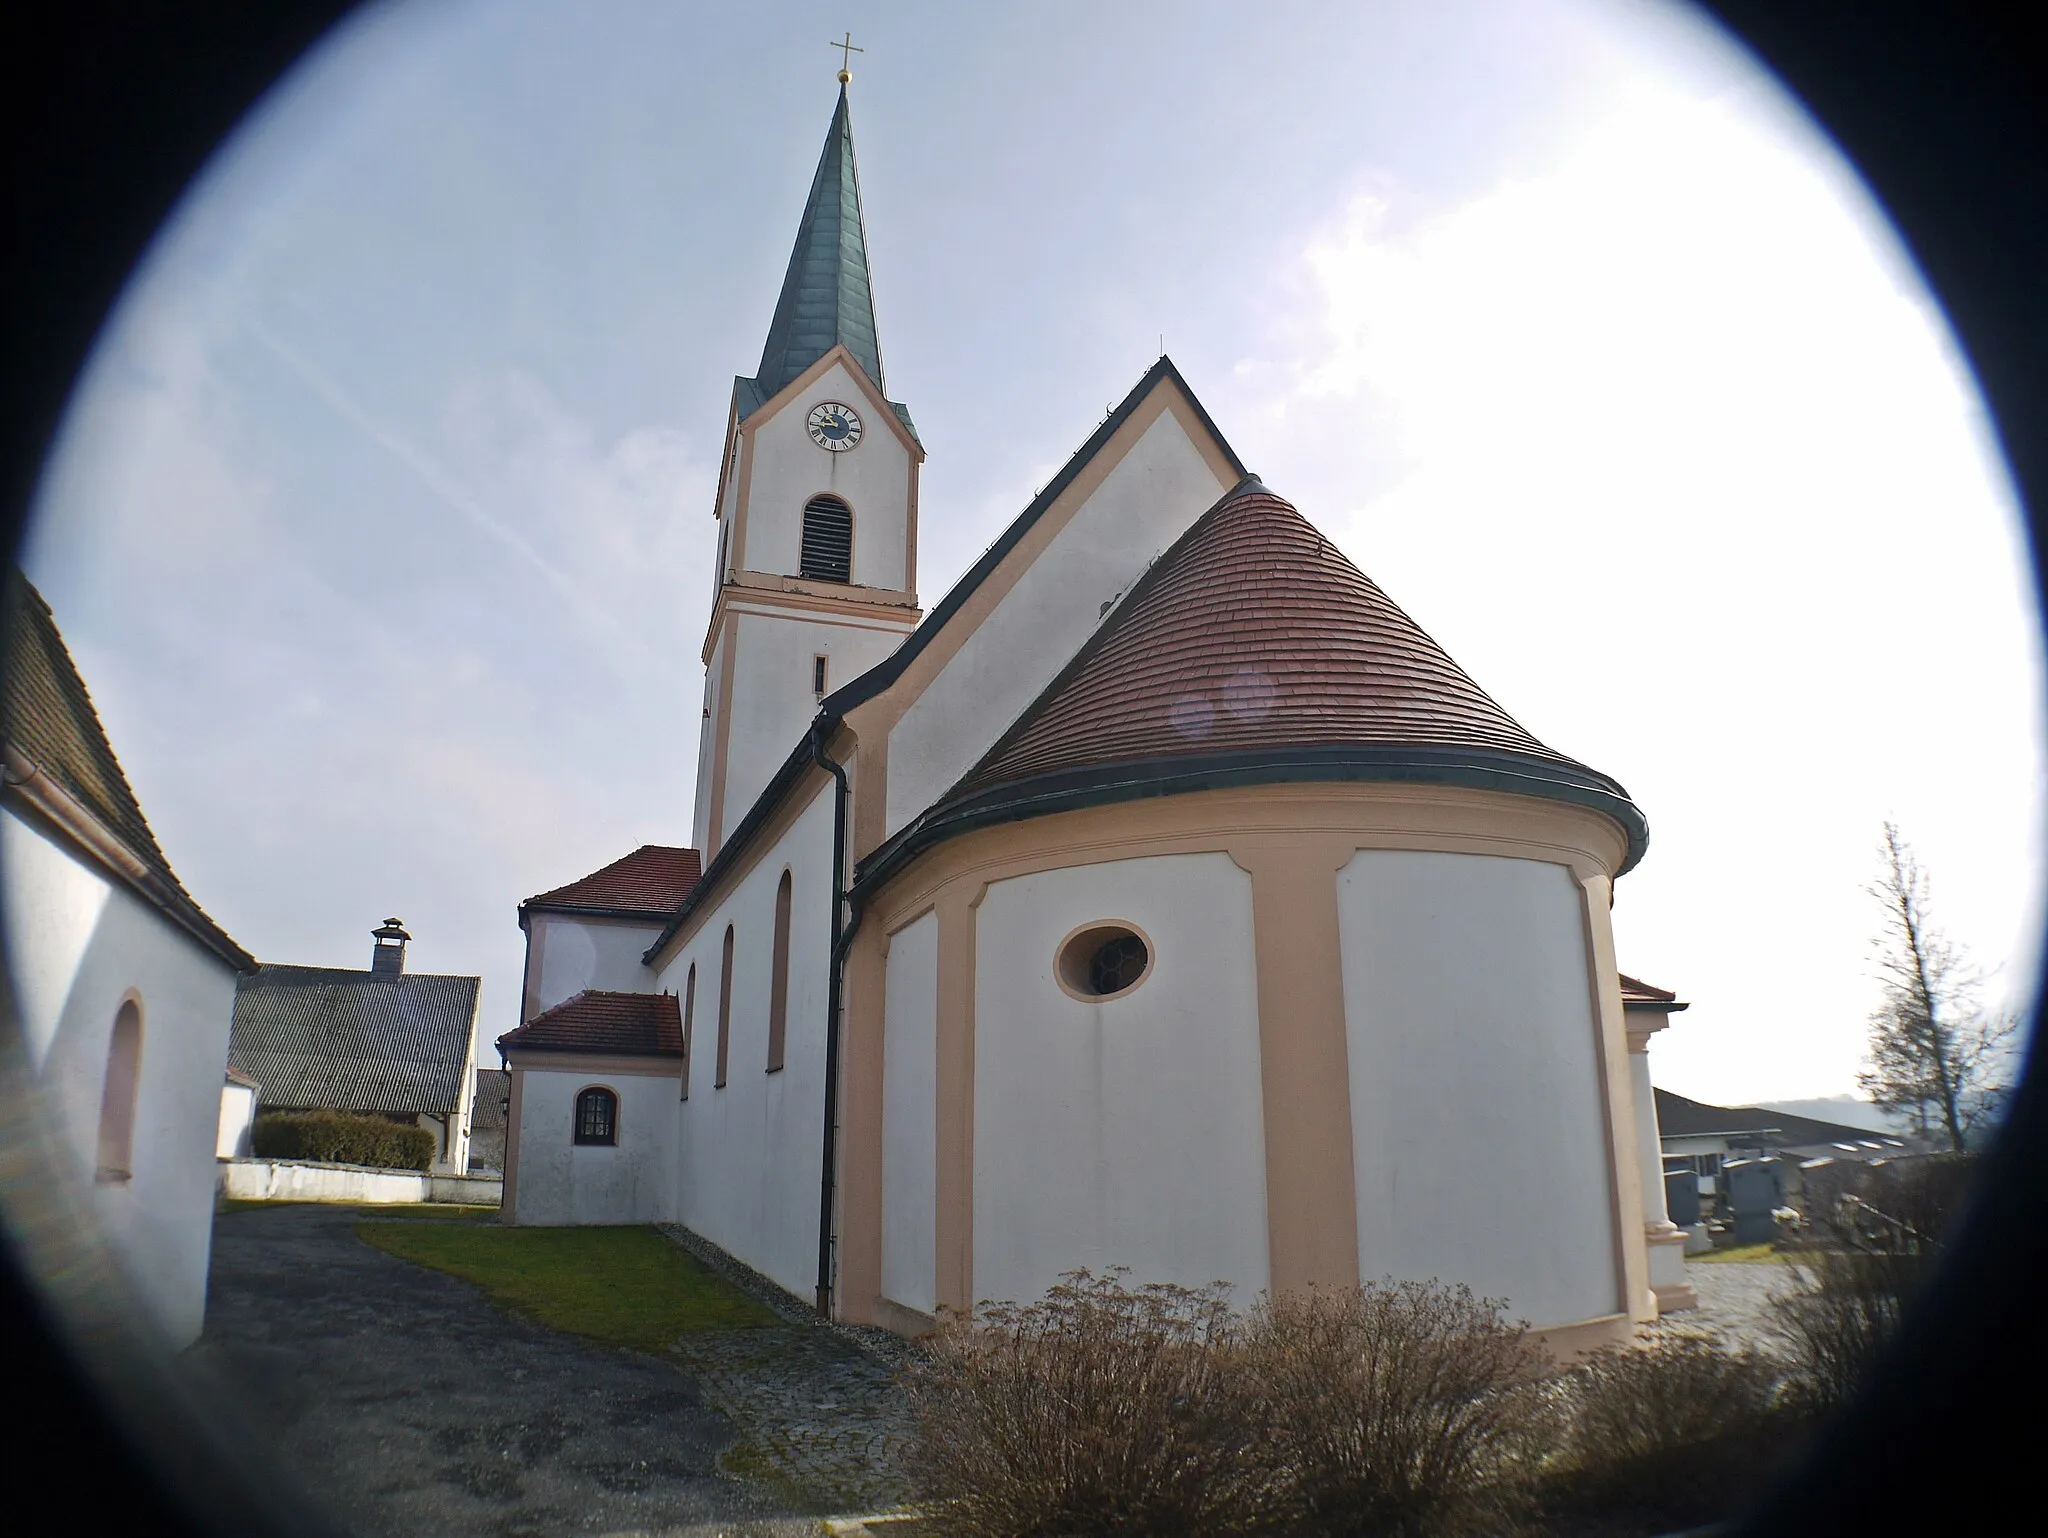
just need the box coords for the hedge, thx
[250,1110,437,1171]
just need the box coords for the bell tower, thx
[692,79,923,856]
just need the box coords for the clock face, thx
[807,401,864,452]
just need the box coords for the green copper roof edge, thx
[851,745,1650,900]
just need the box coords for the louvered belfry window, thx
[574,1087,618,1146]
[800,495,853,583]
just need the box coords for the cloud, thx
[1236,78,2043,1103]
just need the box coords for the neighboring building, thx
[467,1067,509,1173]
[502,82,1680,1351]
[229,920,483,1173]
[1656,1087,1913,1207]
[1,572,257,1348]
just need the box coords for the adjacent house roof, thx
[524,844,702,920]
[471,1068,508,1137]
[230,964,481,1115]
[497,990,683,1058]
[1653,1087,1907,1149]
[735,85,914,438]
[1620,974,1689,1011]
[2,571,253,971]
[853,481,1648,896]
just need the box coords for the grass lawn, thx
[357,1221,779,1351]
[350,1203,497,1222]
[1695,1242,1794,1263]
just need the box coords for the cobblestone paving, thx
[657,1227,921,1517]
[1655,1259,1803,1356]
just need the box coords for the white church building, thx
[500,83,1693,1349]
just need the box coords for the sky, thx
[16,0,2042,1107]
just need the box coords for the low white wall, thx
[218,1158,503,1205]
[509,1067,677,1225]
[973,852,1269,1309]
[1337,850,1619,1331]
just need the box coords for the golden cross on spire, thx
[829,31,864,83]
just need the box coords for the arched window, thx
[767,870,793,1072]
[715,925,735,1088]
[680,964,696,1102]
[574,1086,618,1146]
[799,495,853,583]
[95,999,142,1182]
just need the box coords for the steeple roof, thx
[747,85,885,406]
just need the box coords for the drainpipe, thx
[811,725,861,1316]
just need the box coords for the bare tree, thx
[1859,822,2019,1152]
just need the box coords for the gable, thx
[829,358,1244,838]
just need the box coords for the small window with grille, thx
[813,654,828,697]
[800,494,853,583]
[1055,922,1154,1002]
[574,1086,618,1146]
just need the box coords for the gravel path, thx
[1659,1260,1803,1356]
[184,1204,816,1538]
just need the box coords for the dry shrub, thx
[1243,1280,1546,1538]
[1773,1247,1927,1410]
[251,1109,437,1171]
[902,1269,1271,1537]
[1543,1332,1796,1530]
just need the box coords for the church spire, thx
[750,84,885,403]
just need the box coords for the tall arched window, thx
[680,964,696,1102]
[715,925,735,1088]
[574,1086,618,1146]
[767,871,793,1072]
[96,999,142,1182]
[799,495,853,583]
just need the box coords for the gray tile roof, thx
[4,570,253,969]
[471,1068,508,1135]
[230,964,480,1116]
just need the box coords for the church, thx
[498,80,1694,1350]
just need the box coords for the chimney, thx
[371,917,410,977]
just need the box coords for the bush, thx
[251,1110,437,1171]
[1540,1332,1799,1531]
[1243,1279,1546,1538]
[903,1270,1271,1538]
[903,1272,1545,1538]
[1774,1154,1974,1410]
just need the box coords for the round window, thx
[1056,923,1153,1001]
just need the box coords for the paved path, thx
[185,1204,817,1538]
[1661,1259,1803,1356]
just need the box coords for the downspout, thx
[812,725,862,1315]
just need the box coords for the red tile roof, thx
[952,487,1590,798]
[525,845,701,917]
[1619,973,1687,1009]
[497,990,683,1058]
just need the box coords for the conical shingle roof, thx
[954,487,1576,794]
[855,482,1646,893]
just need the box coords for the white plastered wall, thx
[1337,849,1619,1330]
[216,1081,258,1157]
[717,605,908,849]
[737,358,914,592]
[972,852,1269,1308]
[881,908,938,1315]
[521,912,662,1023]
[507,1066,677,1224]
[1,807,240,1348]
[885,407,1234,835]
[661,782,836,1301]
